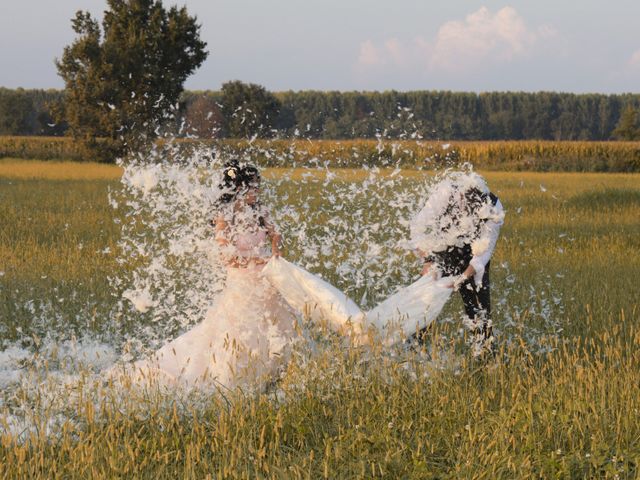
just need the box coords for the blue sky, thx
[1,0,639,93]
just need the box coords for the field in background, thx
[1,161,639,478]
[0,159,122,180]
[2,137,640,171]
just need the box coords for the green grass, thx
[1,162,639,478]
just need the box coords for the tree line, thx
[0,88,66,136]
[5,0,639,165]
[3,85,640,142]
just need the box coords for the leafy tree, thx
[612,105,640,140]
[220,81,281,138]
[56,0,208,161]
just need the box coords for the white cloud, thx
[430,7,535,70]
[356,6,556,73]
[356,38,410,68]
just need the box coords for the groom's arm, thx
[468,199,505,284]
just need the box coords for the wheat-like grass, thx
[0,163,639,478]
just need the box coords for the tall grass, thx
[0,163,639,478]
[1,328,638,478]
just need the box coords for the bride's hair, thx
[218,160,261,204]
[215,161,266,228]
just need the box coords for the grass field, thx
[1,160,639,478]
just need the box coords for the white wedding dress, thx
[126,233,452,392]
[128,229,298,392]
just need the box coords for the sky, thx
[1,0,640,94]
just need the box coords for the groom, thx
[410,172,505,358]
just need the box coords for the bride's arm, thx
[262,213,282,257]
[213,215,230,247]
[213,215,244,267]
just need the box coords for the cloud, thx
[356,37,427,71]
[356,6,556,73]
[384,38,407,66]
[628,49,640,68]
[356,38,409,68]
[357,40,383,67]
[430,6,541,70]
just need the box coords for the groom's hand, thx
[443,265,477,289]
[443,276,463,290]
[462,265,476,279]
[452,275,467,291]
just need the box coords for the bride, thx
[125,162,454,392]
[129,161,298,391]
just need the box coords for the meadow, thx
[1,159,639,478]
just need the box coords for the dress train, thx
[262,257,453,346]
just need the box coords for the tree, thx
[183,94,224,138]
[612,105,640,140]
[220,81,281,138]
[56,0,208,161]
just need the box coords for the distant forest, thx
[2,85,640,141]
